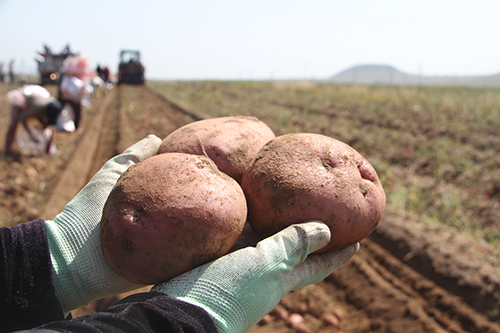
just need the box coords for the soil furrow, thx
[371,211,500,322]
[87,88,120,179]
[324,240,500,333]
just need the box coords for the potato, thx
[157,116,275,183]
[240,133,385,252]
[100,153,248,285]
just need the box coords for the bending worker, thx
[0,135,359,333]
[4,85,62,156]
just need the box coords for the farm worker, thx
[57,55,95,131]
[101,65,110,82]
[4,85,63,156]
[8,59,15,83]
[0,61,4,82]
[0,135,359,333]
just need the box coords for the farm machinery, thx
[35,44,75,85]
[117,50,145,85]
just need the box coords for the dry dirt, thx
[0,83,499,333]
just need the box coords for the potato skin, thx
[157,116,275,183]
[240,133,386,252]
[100,153,248,285]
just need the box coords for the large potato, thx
[157,116,275,183]
[100,153,248,285]
[240,133,386,252]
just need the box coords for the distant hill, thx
[328,64,500,87]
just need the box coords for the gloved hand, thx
[44,134,162,314]
[152,221,359,333]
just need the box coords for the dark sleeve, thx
[36,292,219,333]
[0,219,65,333]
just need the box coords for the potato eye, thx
[359,184,368,197]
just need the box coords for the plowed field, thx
[1,82,499,333]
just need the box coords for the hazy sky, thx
[1,0,499,80]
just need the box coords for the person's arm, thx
[1,182,218,333]
[5,106,21,155]
[17,97,45,143]
[1,248,218,333]
[22,119,41,143]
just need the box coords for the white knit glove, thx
[44,135,162,313]
[153,222,359,333]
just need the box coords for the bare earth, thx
[0,83,498,333]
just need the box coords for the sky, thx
[1,0,499,81]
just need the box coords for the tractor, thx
[117,50,145,85]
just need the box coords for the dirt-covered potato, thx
[100,153,248,285]
[157,116,275,183]
[240,133,386,252]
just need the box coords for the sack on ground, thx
[56,104,76,132]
